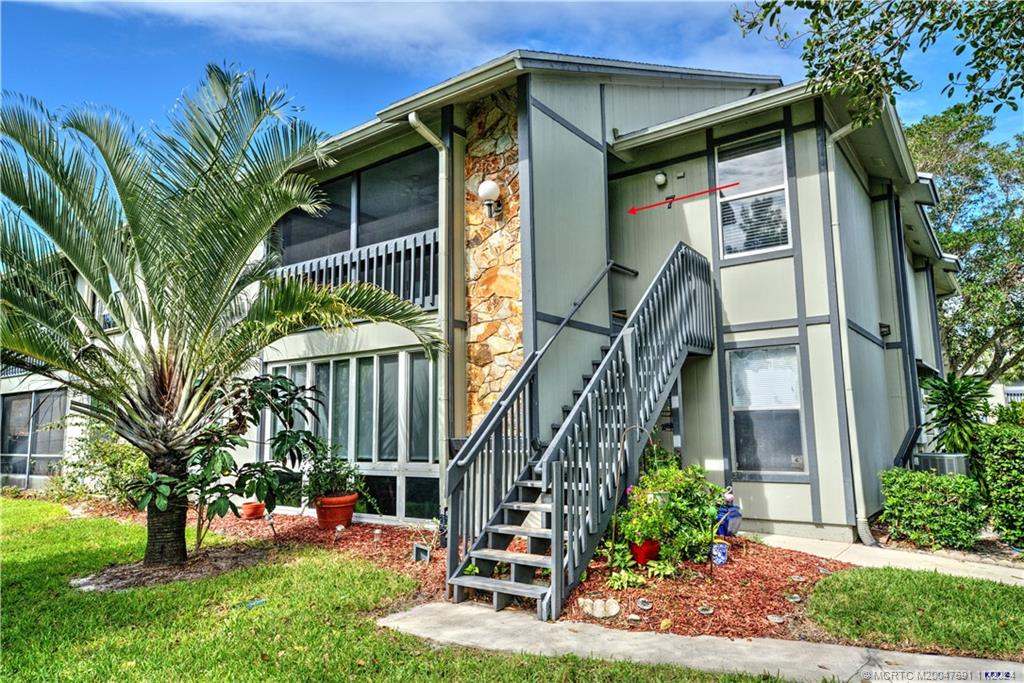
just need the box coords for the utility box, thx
[912,452,969,475]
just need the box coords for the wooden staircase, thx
[446,243,714,620]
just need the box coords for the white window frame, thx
[725,344,807,475]
[715,131,792,260]
[265,348,439,523]
[0,388,69,488]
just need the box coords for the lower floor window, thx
[0,389,68,488]
[267,350,439,521]
[728,346,805,473]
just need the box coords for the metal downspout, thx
[825,122,879,546]
[408,111,452,489]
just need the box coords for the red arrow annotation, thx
[627,181,740,215]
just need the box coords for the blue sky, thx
[2,1,1020,143]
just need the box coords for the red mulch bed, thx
[563,537,852,640]
[81,500,447,600]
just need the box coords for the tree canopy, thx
[735,1,1023,124]
[905,106,1023,381]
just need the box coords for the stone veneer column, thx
[464,87,524,432]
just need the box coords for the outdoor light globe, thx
[477,179,501,201]
[654,172,668,187]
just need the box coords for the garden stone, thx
[767,614,786,624]
[577,598,594,616]
[636,597,653,610]
[591,598,620,619]
[627,614,641,623]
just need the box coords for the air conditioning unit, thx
[912,452,969,476]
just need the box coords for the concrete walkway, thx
[757,534,1024,586]
[380,602,1021,682]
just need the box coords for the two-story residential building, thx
[1,51,958,617]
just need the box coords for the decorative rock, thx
[659,618,673,631]
[626,614,641,623]
[697,606,714,616]
[790,575,806,582]
[590,598,620,619]
[636,597,653,611]
[767,614,786,624]
[785,594,802,603]
[577,597,594,615]
[818,566,832,575]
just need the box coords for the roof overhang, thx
[610,81,811,151]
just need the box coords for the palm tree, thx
[0,65,442,566]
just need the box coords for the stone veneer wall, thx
[464,87,524,432]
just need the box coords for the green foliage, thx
[734,2,1023,124]
[642,464,725,563]
[976,424,1024,546]
[45,418,147,505]
[598,539,637,571]
[904,106,1024,382]
[615,490,677,546]
[640,433,679,473]
[994,401,1024,427]
[463,562,480,576]
[645,559,677,579]
[808,567,1024,659]
[607,569,647,591]
[921,374,991,454]
[301,450,367,499]
[879,468,986,550]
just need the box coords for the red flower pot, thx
[315,493,359,529]
[240,501,266,520]
[629,539,661,566]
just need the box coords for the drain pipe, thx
[409,111,452,491]
[825,120,879,547]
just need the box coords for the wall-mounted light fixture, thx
[879,322,892,338]
[654,171,668,188]
[478,179,502,218]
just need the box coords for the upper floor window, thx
[276,146,437,266]
[716,133,790,257]
[728,346,805,473]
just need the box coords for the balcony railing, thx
[276,228,439,311]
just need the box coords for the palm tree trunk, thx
[143,452,188,566]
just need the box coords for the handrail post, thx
[621,327,641,485]
[550,460,565,620]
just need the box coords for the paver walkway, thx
[380,602,1022,682]
[757,534,1024,586]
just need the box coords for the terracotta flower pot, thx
[315,493,359,529]
[628,539,661,566]
[240,501,266,520]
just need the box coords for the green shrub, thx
[921,374,990,455]
[879,467,986,549]
[616,489,677,545]
[976,424,1024,546]
[641,464,724,562]
[994,401,1024,427]
[640,432,679,473]
[46,418,147,506]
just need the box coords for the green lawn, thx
[0,498,777,682]
[808,566,1024,659]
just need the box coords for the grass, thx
[0,498,778,682]
[808,566,1024,659]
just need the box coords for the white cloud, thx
[48,1,806,81]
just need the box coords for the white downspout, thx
[825,121,879,546]
[408,111,451,495]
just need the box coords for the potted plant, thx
[240,500,266,519]
[301,452,372,529]
[617,488,676,566]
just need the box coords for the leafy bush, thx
[976,424,1024,546]
[615,489,676,545]
[921,374,990,454]
[47,418,147,506]
[607,569,647,590]
[994,401,1024,427]
[641,464,724,562]
[879,467,986,549]
[641,433,679,473]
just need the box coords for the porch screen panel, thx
[290,364,307,431]
[331,361,350,459]
[357,147,438,246]
[729,346,805,473]
[355,358,374,462]
[1,394,30,478]
[717,133,789,256]
[408,352,431,462]
[277,176,352,265]
[377,354,399,461]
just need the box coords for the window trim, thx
[264,348,439,523]
[715,131,793,260]
[725,344,808,476]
